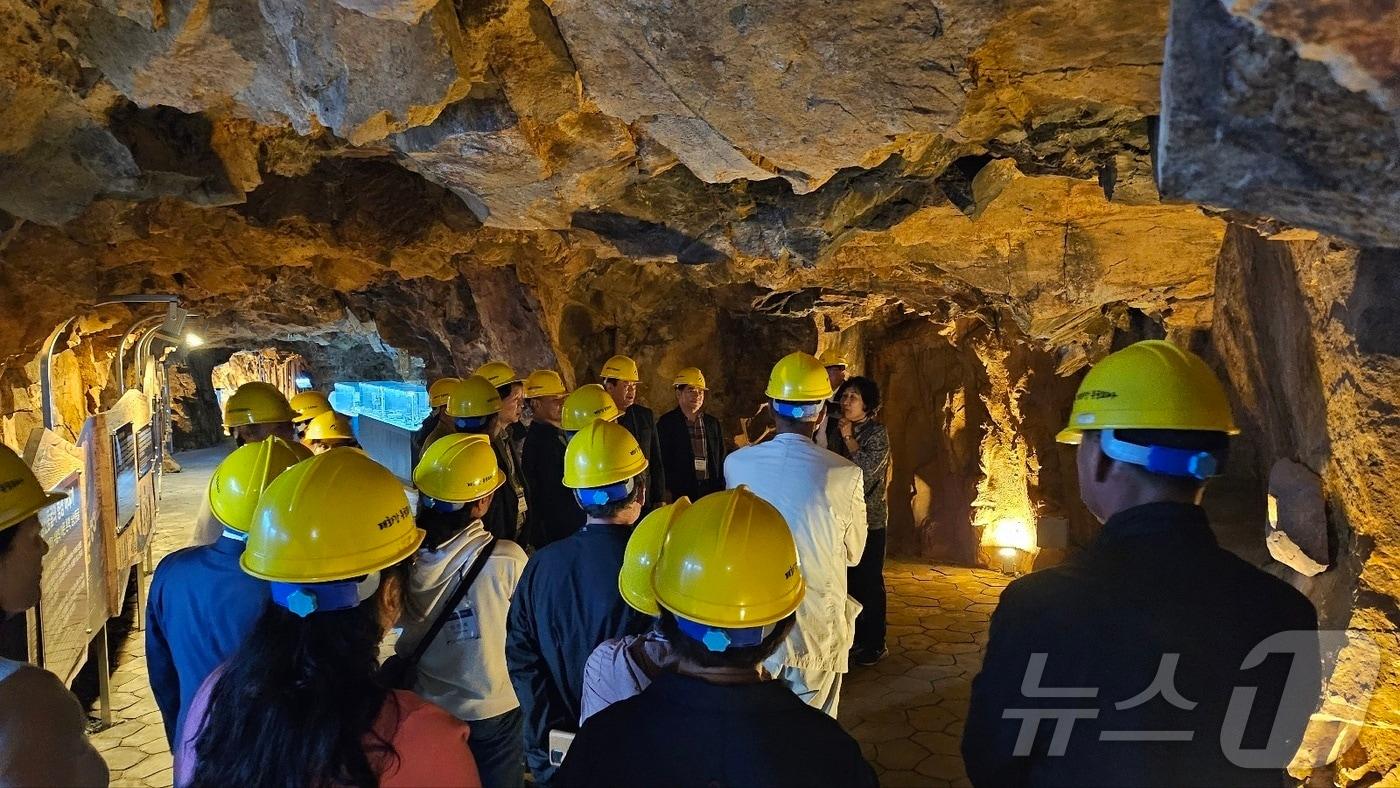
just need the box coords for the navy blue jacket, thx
[505,525,651,786]
[145,535,269,745]
[963,502,1320,788]
[557,672,878,788]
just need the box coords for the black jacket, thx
[557,672,878,788]
[476,432,520,541]
[521,420,584,549]
[617,404,666,513]
[656,408,727,502]
[963,502,1320,788]
[506,525,651,787]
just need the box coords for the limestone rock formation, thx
[1158,0,1400,248]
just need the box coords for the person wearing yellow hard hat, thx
[303,410,361,454]
[0,444,108,786]
[475,360,528,474]
[600,354,667,515]
[506,419,653,786]
[557,487,877,788]
[656,367,727,504]
[520,370,584,551]
[963,340,1319,787]
[562,384,621,438]
[289,390,332,441]
[814,349,850,451]
[576,499,689,726]
[222,381,298,446]
[412,376,461,464]
[425,375,523,542]
[175,449,482,787]
[723,351,868,719]
[146,437,301,748]
[400,434,529,788]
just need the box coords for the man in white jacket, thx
[400,434,530,788]
[724,352,867,718]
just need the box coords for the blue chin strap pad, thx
[674,616,771,652]
[455,416,489,431]
[772,400,821,420]
[574,478,634,507]
[271,580,363,618]
[1099,429,1221,480]
[421,495,468,513]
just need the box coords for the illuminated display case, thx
[330,381,430,431]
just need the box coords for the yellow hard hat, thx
[242,448,423,583]
[443,376,502,419]
[289,391,332,424]
[525,370,567,399]
[208,437,302,532]
[563,419,649,490]
[414,434,505,504]
[1057,340,1240,444]
[0,445,66,532]
[428,377,461,409]
[475,361,521,388]
[672,368,707,390]
[653,486,804,629]
[562,384,621,432]
[765,352,834,402]
[304,411,355,442]
[223,382,296,428]
[619,498,691,616]
[817,349,848,369]
[600,355,640,383]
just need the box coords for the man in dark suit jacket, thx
[602,354,666,513]
[657,367,727,502]
[963,342,1320,787]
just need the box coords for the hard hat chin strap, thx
[271,572,382,618]
[221,526,250,543]
[771,400,822,421]
[455,416,489,430]
[1099,429,1220,480]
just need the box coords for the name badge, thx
[517,492,528,517]
[445,606,480,642]
[695,457,709,472]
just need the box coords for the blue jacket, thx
[505,525,650,787]
[145,535,269,745]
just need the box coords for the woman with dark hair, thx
[0,445,108,786]
[176,448,480,788]
[833,376,892,666]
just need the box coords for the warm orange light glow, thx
[982,516,1037,552]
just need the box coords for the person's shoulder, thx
[994,561,1095,615]
[657,407,682,424]
[1213,549,1318,627]
[0,663,80,715]
[491,538,529,563]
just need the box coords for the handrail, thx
[113,315,166,395]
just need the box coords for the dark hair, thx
[496,381,523,401]
[657,609,795,669]
[836,376,881,414]
[189,569,406,788]
[579,476,644,519]
[0,524,18,555]
[415,503,473,552]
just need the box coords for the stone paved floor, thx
[840,561,1010,788]
[87,444,1010,786]
[90,445,231,788]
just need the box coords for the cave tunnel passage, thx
[2,0,1399,784]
